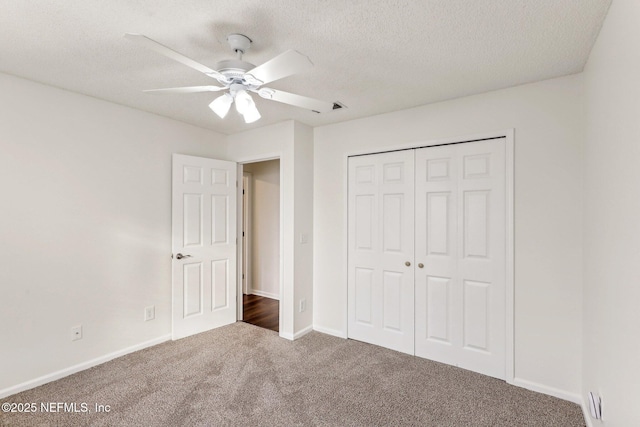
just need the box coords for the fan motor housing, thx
[215,59,256,80]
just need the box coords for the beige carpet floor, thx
[0,322,585,426]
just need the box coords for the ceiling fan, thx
[125,33,335,123]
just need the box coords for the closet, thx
[347,138,507,379]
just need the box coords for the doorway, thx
[241,159,280,332]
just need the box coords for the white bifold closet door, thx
[414,140,506,379]
[347,150,415,355]
[348,139,506,379]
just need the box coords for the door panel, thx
[183,262,203,317]
[348,151,415,354]
[382,194,404,252]
[463,279,490,351]
[212,259,229,310]
[355,267,374,325]
[172,154,237,340]
[211,195,228,244]
[426,192,450,255]
[463,190,490,258]
[426,275,451,343]
[382,270,403,331]
[183,194,203,247]
[355,195,375,249]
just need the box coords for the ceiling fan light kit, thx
[125,32,336,124]
[208,93,233,118]
[233,89,261,123]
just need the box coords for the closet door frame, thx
[343,129,514,383]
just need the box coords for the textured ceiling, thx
[1,0,611,135]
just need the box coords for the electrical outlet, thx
[144,305,155,321]
[71,325,82,341]
[299,298,306,313]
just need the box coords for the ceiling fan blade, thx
[257,88,334,113]
[245,50,313,85]
[124,33,225,81]
[143,86,226,94]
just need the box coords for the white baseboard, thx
[294,325,313,339]
[510,378,590,425]
[250,289,280,300]
[279,325,313,341]
[279,331,294,341]
[313,324,348,339]
[511,377,581,404]
[0,334,171,399]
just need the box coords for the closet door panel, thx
[348,151,415,355]
[415,145,460,363]
[415,140,506,380]
[457,140,506,379]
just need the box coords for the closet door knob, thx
[405,261,411,267]
[418,263,424,269]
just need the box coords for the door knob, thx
[405,261,411,267]
[418,263,424,269]
[175,253,192,260]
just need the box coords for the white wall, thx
[292,122,314,334]
[583,0,640,425]
[313,74,585,399]
[243,160,280,299]
[0,72,227,394]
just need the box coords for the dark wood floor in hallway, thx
[242,294,279,332]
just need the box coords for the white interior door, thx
[172,154,237,340]
[347,151,415,355]
[414,140,506,379]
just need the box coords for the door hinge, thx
[242,231,245,237]
[242,189,245,194]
